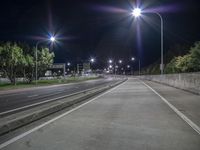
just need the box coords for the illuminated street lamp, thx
[132,8,141,17]
[108,59,123,76]
[35,36,56,84]
[90,58,95,72]
[109,59,113,64]
[90,58,95,63]
[131,57,141,76]
[132,8,164,74]
[50,36,55,42]
[66,62,71,73]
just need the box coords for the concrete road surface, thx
[0,78,199,150]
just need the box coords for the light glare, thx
[90,58,95,63]
[50,36,55,42]
[132,8,141,17]
[131,57,135,61]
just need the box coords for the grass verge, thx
[0,76,101,91]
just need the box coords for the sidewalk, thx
[143,80,200,128]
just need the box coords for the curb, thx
[0,80,125,135]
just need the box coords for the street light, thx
[90,58,95,63]
[109,59,113,64]
[132,8,141,17]
[90,58,95,72]
[109,59,123,76]
[50,36,55,42]
[119,60,122,64]
[132,8,164,74]
[35,36,56,84]
[131,57,140,76]
[66,62,71,74]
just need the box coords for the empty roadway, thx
[0,78,199,150]
[0,77,119,114]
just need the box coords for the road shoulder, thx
[142,80,200,128]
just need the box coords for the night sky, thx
[0,0,200,69]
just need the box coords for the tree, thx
[141,43,191,75]
[0,42,55,84]
[176,55,192,72]
[0,42,25,84]
[18,43,35,83]
[189,41,200,71]
[165,41,200,73]
[165,58,178,74]
[23,54,34,83]
[37,47,54,78]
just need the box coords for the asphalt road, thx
[0,77,119,114]
[0,78,199,150]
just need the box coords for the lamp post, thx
[109,59,113,64]
[131,57,141,76]
[108,59,118,77]
[66,62,71,74]
[118,60,123,74]
[131,57,135,75]
[132,8,164,74]
[35,36,55,84]
[90,58,95,72]
[90,58,95,63]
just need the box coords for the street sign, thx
[49,63,66,77]
[50,64,65,69]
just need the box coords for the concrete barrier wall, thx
[140,72,200,95]
[0,78,10,83]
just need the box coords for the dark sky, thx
[0,0,200,69]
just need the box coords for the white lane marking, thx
[0,85,102,116]
[0,81,126,149]
[27,95,38,98]
[141,80,200,135]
